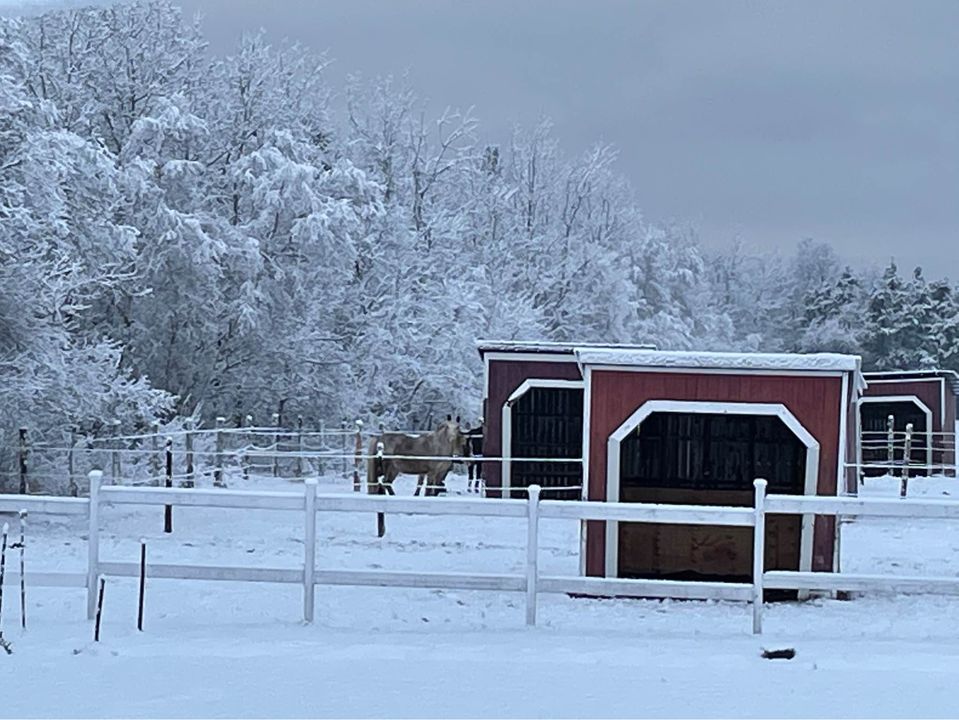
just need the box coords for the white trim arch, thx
[857,395,934,472]
[501,379,584,499]
[604,400,821,580]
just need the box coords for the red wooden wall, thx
[584,370,846,577]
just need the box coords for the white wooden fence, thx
[5,471,959,634]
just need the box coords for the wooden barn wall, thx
[862,380,944,430]
[584,370,845,577]
[483,358,583,496]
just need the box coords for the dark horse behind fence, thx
[367,416,467,499]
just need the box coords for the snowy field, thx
[6,473,959,718]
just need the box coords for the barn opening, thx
[507,386,583,499]
[617,411,807,584]
[859,399,930,477]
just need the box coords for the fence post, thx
[886,414,895,469]
[18,427,27,494]
[110,420,121,486]
[901,422,913,498]
[303,478,317,623]
[164,438,173,533]
[272,413,281,478]
[341,420,348,477]
[150,420,160,484]
[242,414,253,480]
[214,416,226,488]
[68,427,78,498]
[184,423,195,488]
[86,470,102,620]
[526,484,541,627]
[353,420,364,492]
[296,415,304,479]
[752,478,767,635]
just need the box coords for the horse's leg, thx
[414,473,425,496]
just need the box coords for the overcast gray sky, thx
[9,0,959,275]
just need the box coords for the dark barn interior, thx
[508,386,583,499]
[617,412,806,583]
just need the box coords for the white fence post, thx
[303,479,317,623]
[526,484,541,627]
[752,478,767,635]
[86,470,102,620]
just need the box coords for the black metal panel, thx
[510,387,583,499]
[860,400,929,476]
[620,413,805,495]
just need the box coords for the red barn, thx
[576,349,863,583]
[859,370,958,478]
[478,341,654,500]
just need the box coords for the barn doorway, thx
[859,398,931,477]
[505,385,583,499]
[611,407,815,585]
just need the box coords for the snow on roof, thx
[863,369,959,394]
[574,348,863,374]
[477,340,656,356]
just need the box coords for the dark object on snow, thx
[761,647,796,660]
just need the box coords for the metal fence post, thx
[242,414,253,481]
[752,478,767,635]
[184,424,195,488]
[86,470,102,620]
[353,420,364,492]
[296,415,304,479]
[110,420,121,486]
[526,484,541,627]
[68,427,78,497]
[150,420,161,483]
[901,422,913,498]
[164,438,173,533]
[303,478,317,623]
[341,420,348,477]
[214,416,226,488]
[272,413,281,478]
[886,414,895,469]
[18,427,28,494]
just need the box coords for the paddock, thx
[859,370,958,478]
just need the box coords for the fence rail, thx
[7,471,959,635]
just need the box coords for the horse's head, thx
[439,414,467,458]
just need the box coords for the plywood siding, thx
[584,370,844,577]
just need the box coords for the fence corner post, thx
[752,478,767,635]
[526,484,542,627]
[86,470,102,620]
[303,478,317,623]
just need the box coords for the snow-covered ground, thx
[6,473,959,718]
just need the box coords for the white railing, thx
[6,471,959,634]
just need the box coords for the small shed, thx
[576,349,863,584]
[478,341,654,500]
[859,370,958,478]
